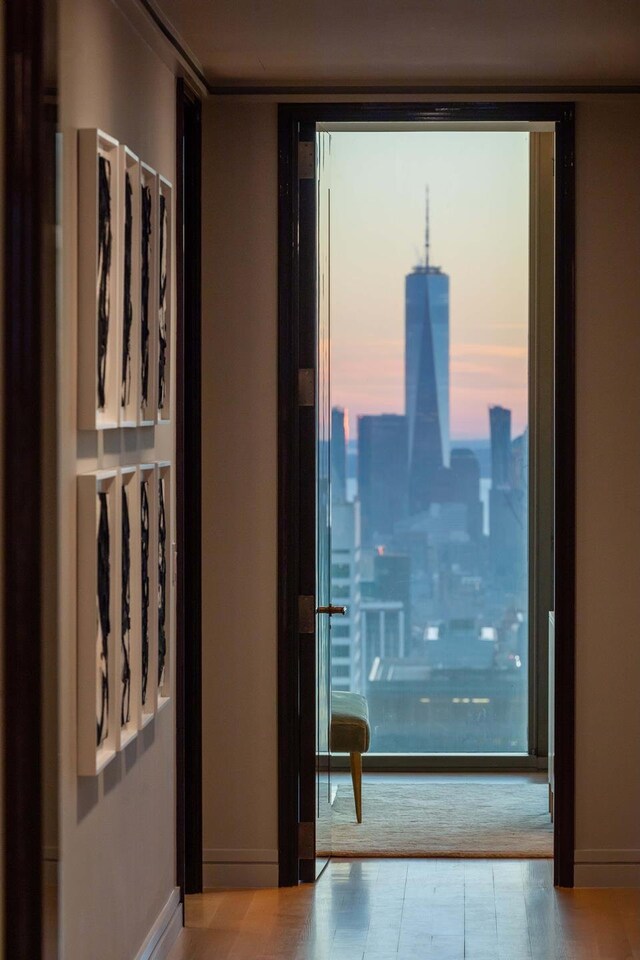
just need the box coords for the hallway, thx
[7,2,640,958]
[168,859,640,959]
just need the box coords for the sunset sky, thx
[328,131,530,441]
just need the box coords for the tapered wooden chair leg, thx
[350,751,363,823]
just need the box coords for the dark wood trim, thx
[213,83,640,96]
[552,105,576,888]
[176,77,203,897]
[277,106,301,886]
[276,101,575,125]
[277,100,576,887]
[176,79,185,901]
[3,0,46,955]
[296,120,318,885]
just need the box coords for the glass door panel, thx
[315,128,332,868]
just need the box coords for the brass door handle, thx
[316,605,347,616]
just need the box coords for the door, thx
[279,101,576,889]
[176,80,203,896]
[315,128,334,873]
[297,124,337,881]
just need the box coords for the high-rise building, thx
[489,407,526,591]
[360,550,411,672]
[331,407,348,504]
[330,500,363,693]
[405,189,450,514]
[450,448,481,503]
[510,428,528,492]
[358,414,408,548]
[450,447,483,540]
[489,405,512,488]
[361,601,406,677]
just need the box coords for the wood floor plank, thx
[168,859,640,960]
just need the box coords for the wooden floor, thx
[168,859,640,960]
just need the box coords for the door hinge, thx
[298,821,314,859]
[298,140,315,180]
[298,595,315,634]
[298,368,314,406]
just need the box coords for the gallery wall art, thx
[77,471,119,775]
[78,131,173,427]
[76,129,174,774]
[157,461,172,704]
[119,147,140,428]
[119,467,141,748]
[139,462,158,724]
[139,163,158,426]
[78,130,121,430]
[158,178,172,422]
[77,463,173,772]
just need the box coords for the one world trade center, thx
[405,188,450,513]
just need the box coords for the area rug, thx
[321,781,553,858]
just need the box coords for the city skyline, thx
[328,131,529,439]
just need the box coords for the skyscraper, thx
[358,414,408,548]
[405,188,450,513]
[489,405,511,488]
[330,499,363,694]
[331,406,348,504]
[450,447,483,541]
[489,406,525,589]
[450,448,481,503]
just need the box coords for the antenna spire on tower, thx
[425,185,430,268]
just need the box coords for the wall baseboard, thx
[575,849,640,863]
[203,848,279,864]
[202,848,278,889]
[202,862,278,890]
[134,888,182,960]
[574,858,640,888]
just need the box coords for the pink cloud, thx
[332,341,528,438]
[451,343,527,359]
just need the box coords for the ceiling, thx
[153,0,640,89]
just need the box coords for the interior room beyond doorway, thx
[321,122,555,858]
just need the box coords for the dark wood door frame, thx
[277,100,576,888]
[176,77,203,898]
[295,119,320,884]
[3,0,48,955]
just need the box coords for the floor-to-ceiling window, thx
[326,128,531,754]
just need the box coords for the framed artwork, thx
[139,163,158,426]
[77,471,118,775]
[118,467,141,748]
[157,461,171,705]
[119,147,140,427]
[78,129,121,431]
[139,462,158,723]
[157,177,172,422]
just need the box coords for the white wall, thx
[573,99,640,886]
[201,94,640,888]
[201,101,280,889]
[58,0,180,955]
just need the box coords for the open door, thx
[315,128,336,872]
[298,124,336,882]
[279,102,575,888]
